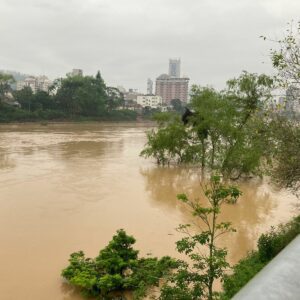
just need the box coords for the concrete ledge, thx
[232,235,300,300]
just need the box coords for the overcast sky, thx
[1,0,299,92]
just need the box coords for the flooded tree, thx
[62,229,177,299]
[141,72,274,180]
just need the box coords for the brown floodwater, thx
[0,122,298,300]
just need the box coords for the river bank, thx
[0,119,155,126]
[221,215,300,299]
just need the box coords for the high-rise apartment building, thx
[147,78,153,94]
[168,58,181,78]
[17,75,52,93]
[155,59,189,104]
[155,74,189,104]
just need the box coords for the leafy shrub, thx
[258,215,300,262]
[221,252,265,299]
[62,229,177,299]
[221,215,300,299]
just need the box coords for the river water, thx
[0,123,297,300]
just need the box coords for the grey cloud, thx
[1,0,299,91]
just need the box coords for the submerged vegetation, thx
[62,177,242,300]
[62,229,177,299]
[141,71,275,180]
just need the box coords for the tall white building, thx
[169,58,181,78]
[17,75,52,93]
[137,95,162,109]
[17,76,37,92]
[36,76,53,92]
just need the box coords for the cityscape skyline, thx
[1,0,300,93]
[5,64,299,114]
[2,58,189,97]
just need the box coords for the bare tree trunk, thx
[201,138,206,177]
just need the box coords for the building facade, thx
[67,69,83,77]
[155,74,189,104]
[123,89,142,103]
[137,95,162,108]
[17,75,52,93]
[169,58,181,78]
[147,78,153,95]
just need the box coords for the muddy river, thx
[0,123,297,299]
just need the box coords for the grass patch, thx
[220,215,300,299]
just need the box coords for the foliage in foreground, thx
[220,215,300,299]
[160,176,241,300]
[61,229,177,299]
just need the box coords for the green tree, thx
[106,87,124,111]
[62,229,177,299]
[160,176,241,300]
[141,74,273,180]
[189,86,235,171]
[0,73,15,102]
[263,21,300,192]
[13,86,34,111]
[220,72,273,178]
[171,99,184,113]
[55,75,107,116]
[226,72,273,125]
[266,20,300,87]
[34,90,55,110]
[14,88,55,112]
[96,70,107,93]
[268,116,300,193]
[140,113,193,165]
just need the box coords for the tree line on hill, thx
[0,71,137,122]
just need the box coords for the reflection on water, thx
[0,151,15,169]
[56,141,108,158]
[0,123,297,299]
[140,167,290,262]
[60,283,91,300]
